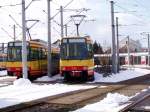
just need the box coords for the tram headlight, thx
[61,66,66,71]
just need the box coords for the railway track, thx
[0,83,149,112]
[0,76,16,87]
[0,85,120,112]
[120,89,150,112]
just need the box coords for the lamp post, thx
[70,15,86,36]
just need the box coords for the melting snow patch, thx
[0,83,96,108]
[141,89,148,92]
[0,70,7,76]
[13,78,31,86]
[74,93,130,112]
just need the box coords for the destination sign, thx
[69,38,85,43]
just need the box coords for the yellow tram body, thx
[60,36,94,81]
[6,39,59,78]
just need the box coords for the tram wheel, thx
[88,75,95,81]
[82,71,88,81]
[7,71,13,76]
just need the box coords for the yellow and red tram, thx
[0,53,7,70]
[6,39,59,79]
[60,36,94,81]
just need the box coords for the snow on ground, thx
[36,74,63,82]
[0,83,8,87]
[35,68,150,83]
[13,78,32,86]
[92,68,150,83]
[73,93,131,112]
[0,70,7,76]
[74,87,150,112]
[0,78,96,109]
[0,76,17,82]
[123,64,150,68]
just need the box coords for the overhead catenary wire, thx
[1,27,13,39]
[9,14,22,29]
[114,3,148,25]
[51,0,75,19]
[52,27,61,36]
[64,8,90,25]
[0,3,21,8]
[134,0,150,12]
[133,0,150,20]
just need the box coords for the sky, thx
[0,0,150,47]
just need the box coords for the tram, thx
[6,39,59,79]
[0,53,7,70]
[60,36,94,81]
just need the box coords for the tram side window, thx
[30,48,39,60]
[38,48,42,60]
[42,48,47,59]
[0,56,6,62]
[61,44,68,59]
[16,49,21,60]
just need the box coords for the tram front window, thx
[61,43,89,60]
[7,47,22,61]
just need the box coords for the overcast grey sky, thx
[0,0,150,47]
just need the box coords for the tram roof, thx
[62,35,91,39]
[61,36,92,43]
[7,40,60,52]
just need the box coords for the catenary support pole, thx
[110,1,116,74]
[116,17,119,72]
[60,6,64,38]
[65,24,67,37]
[127,36,130,67]
[148,34,150,66]
[22,0,28,79]
[47,0,52,77]
[13,25,16,41]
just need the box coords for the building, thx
[103,37,142,53]
[119,37,142,53]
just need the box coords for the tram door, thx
[30,47,41,75]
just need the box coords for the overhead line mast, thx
[110,1,117,74]
[47,0,52,77]
[22,0,28,79]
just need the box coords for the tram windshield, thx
[61,39,93,60]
